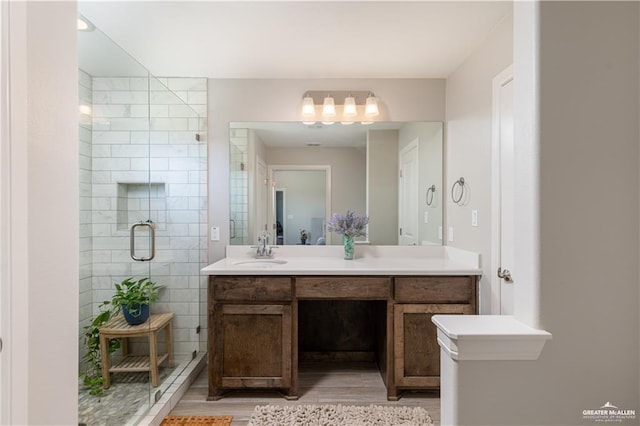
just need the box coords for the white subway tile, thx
[150,105,169,118]
[110,91,149,104]
[129,131,149,144]
[79,155,92,170]
[151,118,189,131]
[168,131,196,144]
[93,104,131,118]
[92,250,112,263]
[150,77,169,90]
[91,145,111,158]
[169,237,199,250]
[150,131,169,144]
[187,91,207,105]
[92,184,118,197]
[91,211,116,225]
[130,105,150,118]
[110,171,148,183]
[91,197,111,211]
[130,158,150,171]
[167,78,207,91]
[93,158,130,171]
[168,105,197,118]
[166,197,189,210]
[168,158,198,171]
[109,118,149,131]
[150,91,184,105]
[168,184,199,197]
[93,131,130,144]
[130,77,149,90]
[79,69,92,88]
[92,236,127,249]
[190,105,207,116]
[92,224,112,237]
[150,145,188,158]
[111,145,149,158]
[93,77,130,91]
[168,210,199,223]
[150,158,169,171]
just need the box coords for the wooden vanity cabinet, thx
[208,276,296,400]
[391,276,477,398]
[208,273,478,401]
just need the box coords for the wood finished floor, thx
[170,362,440,425]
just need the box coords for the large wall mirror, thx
[229,122,443,246]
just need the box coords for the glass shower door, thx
[78,16,206,425]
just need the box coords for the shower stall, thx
[78,15,207,424]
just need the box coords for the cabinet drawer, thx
[296,276,390,299]
[212,276,292,302]
[394,276,474,303]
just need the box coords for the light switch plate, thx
[210,226,220,241]
[438,226,443,240]
[472,210,478,227]
[448,227,454,242]
[424,211,429,224]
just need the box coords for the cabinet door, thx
[394,304,473,388]
[213,304,292,390]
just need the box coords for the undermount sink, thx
[232,259,288,266]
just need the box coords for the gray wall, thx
[367,129,399,245]
[445,13,513,314]
[452,3,640,425]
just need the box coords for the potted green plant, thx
[81,300,120,396]
[112,277,161,325]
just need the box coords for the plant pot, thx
[122,303,150,325]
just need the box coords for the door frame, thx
[491,64,514,315]
[267,165,331,245]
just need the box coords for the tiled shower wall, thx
[229,129,248,244]
[79,70,94,363]
[86,75,207,358]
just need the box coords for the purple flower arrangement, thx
[327,210,369,238]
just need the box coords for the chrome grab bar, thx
[130,220,155,261]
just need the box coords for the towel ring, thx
[426,185,436,206]
[451,177,465,204]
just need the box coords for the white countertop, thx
[201,245,482,276]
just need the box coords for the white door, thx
[493,67,515,315]
[399,140,419,246]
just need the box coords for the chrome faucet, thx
[251,232,278,258]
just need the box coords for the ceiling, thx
[78,1,512,79]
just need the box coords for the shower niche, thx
[117,182,167,231]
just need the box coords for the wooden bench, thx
[99,312,175,388]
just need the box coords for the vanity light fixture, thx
[300,90,382,125]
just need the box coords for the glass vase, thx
[343,235,355,260]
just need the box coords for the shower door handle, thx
[230,219,237,239]
[130,220,155,261]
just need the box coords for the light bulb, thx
[343,95,357,118]
[301,96,315,117]
[322,96,336,118]
[365,94,379,117]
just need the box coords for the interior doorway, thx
[398,140,419,246]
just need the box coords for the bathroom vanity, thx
[202,246,481,401]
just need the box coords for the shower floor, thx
[78,365,177,426]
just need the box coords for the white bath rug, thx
[247,404,433,426]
